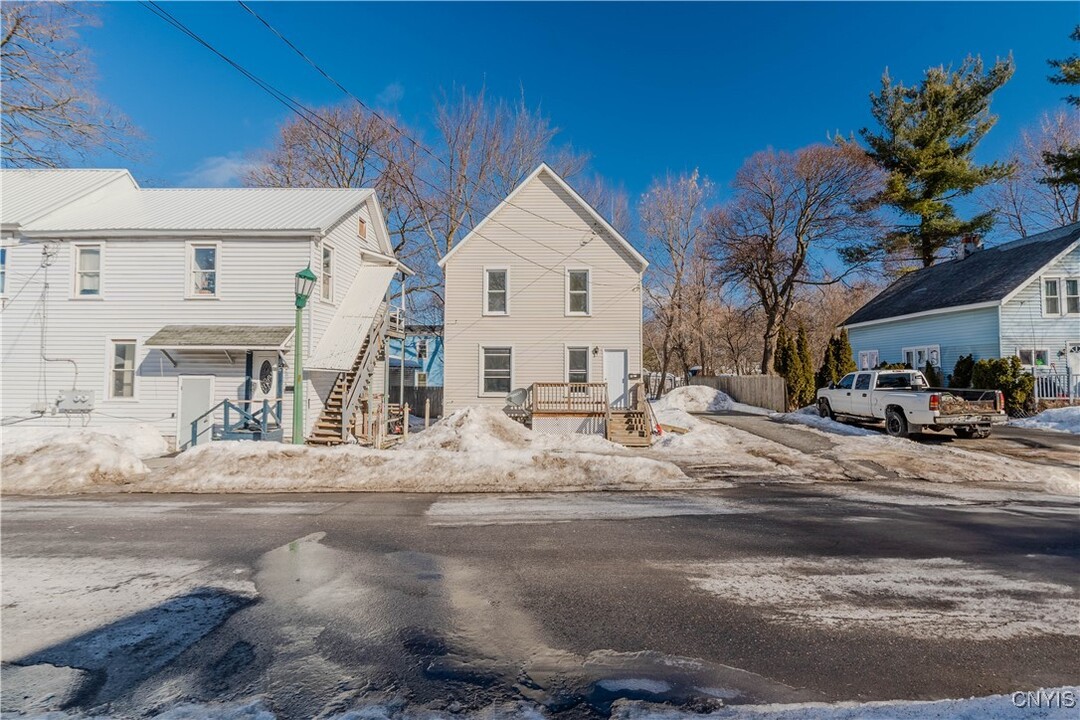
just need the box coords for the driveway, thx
[3,488,1077,718]
[701,410,1080,472]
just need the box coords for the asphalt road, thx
[3,485,1078,718]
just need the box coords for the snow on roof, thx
[0,169,134,228]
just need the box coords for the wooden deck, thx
[526,381,656,447]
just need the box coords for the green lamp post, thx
[292,265,317,444]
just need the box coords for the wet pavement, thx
[2,485,1078,718]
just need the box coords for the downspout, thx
[39,244,79,405]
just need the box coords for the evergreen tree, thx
[774,325,791,378]
[1043,26,1080,188]
[815,336,838,389]
[923,362,943,387]
[950,354,975,388]
[795,324,815,406]
[859,55,1015,267]
[834,329,857,376]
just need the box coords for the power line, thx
[139,1,633,284]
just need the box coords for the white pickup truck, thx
[816,370,1007,439]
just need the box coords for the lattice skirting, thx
[532,414,605,435]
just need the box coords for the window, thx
[75,245,101,296]
[415,372,428,388]
[1044,278,1060,315]
[566,268,590,315]
[481,346,512,395]
[854,373,872,390]
[416,339,428,360]
[1018,348,1050,367]
[358,217,367,240]
[876,373,916,390]
[321,244,334,302]
[857,350,879,370]
[1066,279,1080,315]
[188,243,217,297]
[0,247,6,296]
[110,340,136,398]
[902,344,940,369]
[484,268,508,315]
[836,374,855,390]
[567,347,589,384]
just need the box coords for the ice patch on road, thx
[680,556,1080,640]
[1010,405,1080,435]
[426,493,754,526]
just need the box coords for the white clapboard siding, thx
[1000,245,1080,359]
[442,168,644,412]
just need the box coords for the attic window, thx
[358,217,367,240]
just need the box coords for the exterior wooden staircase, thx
[306,306,390,446]
[606,409,652,447]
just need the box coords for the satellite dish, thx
[505,387,529,407]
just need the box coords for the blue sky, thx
[85,1,1076,204]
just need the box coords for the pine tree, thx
[833,329,857,376]
[1043,26,1080,188]
[860,55,1015,267]
[815,336,838,389]
[795,324,815,407]
[774,325,791,378]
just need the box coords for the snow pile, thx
[400,406,533,452]
[1010,405,1080,434]
[1,424,166,495]
[774,407,876,437]
[651,385,734,413]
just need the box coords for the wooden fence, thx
[390,387,444,418]
[688,375,788,413]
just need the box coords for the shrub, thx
[949,354,974,388]
[816,330,858,389]
[971,356,1034,415]
[923,363,943,387]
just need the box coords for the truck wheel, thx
[885,408,909,438]
[818,399,835,420]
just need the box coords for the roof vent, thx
[958,234,983,260]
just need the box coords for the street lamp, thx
[292,265,317,444]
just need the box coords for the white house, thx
[0,169,410,449]
[439,163,650,443]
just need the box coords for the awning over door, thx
[145,324,294,351]
[307,264,398,372]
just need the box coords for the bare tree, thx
[709,144,883,374]
[790,281,879,372]
[986,110,1080,238]
[405,85,590,280]
[577,173,632,237]
[1,2,138,167]
[639,169,715,394]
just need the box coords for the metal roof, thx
[307,265,397,371]
[145,324,294,350]
[844,222,1080,327]
[17,182,374,235]
[0,169,134,227]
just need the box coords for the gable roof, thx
[844,222,1080,327]
[0,169,135,228]
[437,163,648,271]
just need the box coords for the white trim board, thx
[843,301,1000,330]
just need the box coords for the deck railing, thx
[529,382,608,414]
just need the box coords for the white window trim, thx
[857,350,879,371]
[565,267,592,316]
[901,344,941,368]
[185,240,220,300]
[1040,275,1075,317]
[482,266,509,316]
[415,371,428,388]
[1064,277,1080,316]
[320,242,335,305]
[71,242,104,300]
[1016,346,1051,368]
[564,344,591,384]
[416,338,428,361]
[477,344,514,397]
[105,338,139,401]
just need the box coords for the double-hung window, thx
[110,340,136,399]
[416,339,428,360]
[481,346,512,395]
[566,268,590,315]
[1066,279,1080,315]
[1018,348,1050,367]
[484,268,508,315]
[1042,277,1079,316]
[1044,278,1061,315]
[75,244,101,297]
[416,372,428,388]
[567,347,590,384]
[321,244,334,302]
[188,242,218,297]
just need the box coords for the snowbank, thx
[1010,405,1080,435]
[774,407,877,437]
[651,385,733,413]
[1,424,166,495]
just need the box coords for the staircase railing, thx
[339,303,391,441]
[189,398,280,449]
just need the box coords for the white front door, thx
[603,349,629,409]
[249,351,278,409]
[177,375,215,450]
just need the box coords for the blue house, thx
[387,324,444,389]
[844,223,1080,395]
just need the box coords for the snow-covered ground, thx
[1010,405,1080,435]
[1,424,166,495]
[773,406,877,437]
[651,385,771,416]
